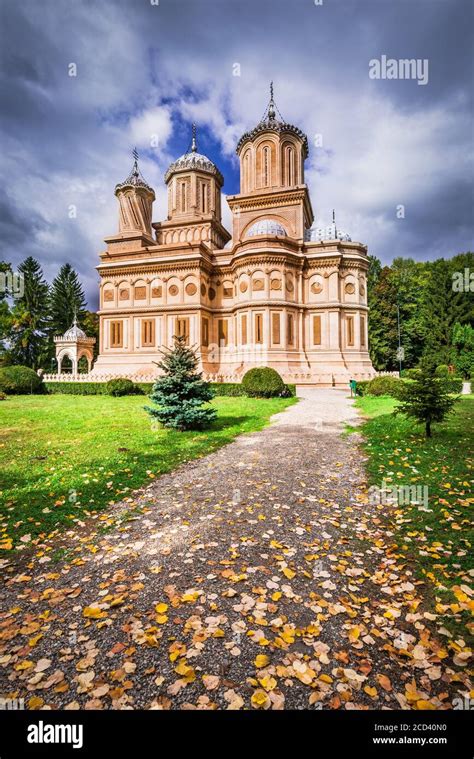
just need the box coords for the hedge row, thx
[356,374,464,398]
[44,381,297,397]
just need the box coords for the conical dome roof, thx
[236,83,309,158]
[164,124,223,184]
[115,149,155,196]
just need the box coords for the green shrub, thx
[0,365,44,395]
[365,375,402,398]
[45,379,297,398]
[0,391,7,400]
[441,376,463,394]
[355,380,370,396]
[45,382,108,395]
[435,364,450,378]
[242,367,286,398]
[106,378,139,397]
[402,368,422,380]
[210,383,245,397]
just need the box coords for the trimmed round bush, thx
[365,375,402,398]
[0,365,44,395]
[242,367,285,398]
[106,378,138,397]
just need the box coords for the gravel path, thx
[0,389,470,710]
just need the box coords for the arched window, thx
[243,150,251,192]
[180,182,186,212]
[263,146,270,187]
[285,145,295,186]
[201,183,207,212]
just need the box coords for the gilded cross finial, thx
[191,123,197,152]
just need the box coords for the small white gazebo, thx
[54,319,96,375]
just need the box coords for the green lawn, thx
[356,393,474,642]
[0,394,296,548]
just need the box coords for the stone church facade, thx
[91,90,375,385]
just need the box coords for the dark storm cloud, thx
[0,0,472,305]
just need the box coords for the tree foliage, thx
[146,336,216,431]
[49,263,87,337]
[8,257,50,369]
[395,364,458,438]
[368,252,474,371]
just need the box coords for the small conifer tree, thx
[146,336,216,431]
[395,360,458,438]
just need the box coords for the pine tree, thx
[395,361,458,438]
[9,257,50,368]
[49,263,87,336]
[146,336,217,431]
[0,262,13,362]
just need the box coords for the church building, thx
[91,87,375,385]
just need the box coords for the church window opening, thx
[202,317,209,347]
[287,314,294,346]
[110,320,123,348]
[255,313,263,344]
[180,182,186,212]
[285,145,295,185]
[313,315,321,345]
[218,319,228,347]
[272,313,281,344]
[241,314,248,345]
[263,146,270,187]
[142,319,155,347]
[176,317,189,345]
[347,316,354,346]
[360,316,366,347]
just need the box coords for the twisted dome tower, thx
[114,149,155,238]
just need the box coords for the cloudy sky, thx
[1,0,472,308]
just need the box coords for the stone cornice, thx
[98,301,369,317]
[226,187,309,211]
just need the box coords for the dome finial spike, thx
[268,81,276,119]
[132,147,139,176]
[191,123,197,152]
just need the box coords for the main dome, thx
[246,218,287,237]
[236,83,309,158]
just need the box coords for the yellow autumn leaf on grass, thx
[254,654,270,668]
